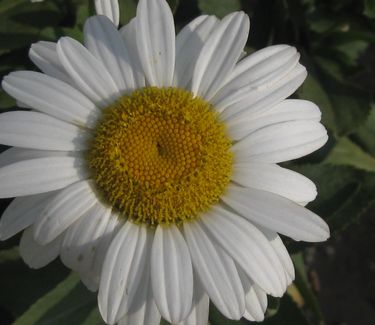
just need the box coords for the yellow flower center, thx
[88,87,233,226]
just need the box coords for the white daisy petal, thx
[20,227,63,269]
[178,277,209,325]
[84,15,136,93]
[0,111,89,151]
[61,203,112,274]
[222,184,330,242]
[0,156,87,198]
[0,192,55,240]
[200,205,286,297]
[119,18,146,88]
[217,64,307,119]
[123,247,151,315]
[0,147,77,168]
[184,220,245,319]
[29,41,71,84]
[254,285,268,313]
[227,99,321,141]
[191,12,250,100]
[79,271,100,292]
[98,222,153,325]
[33,180,97,244]
[16,101,31,108]
[91,211,122,278]
[57,37,119,106]
[151,225,193,323]
[174,15,218,88]
[118,271,161,325]
[2,71,100,127]
[213,45,299,103]
[259,227,295,284]
[136,0,175,87]
[0,2,330,324]
[78,213,122,293]
[233,121,328,163]
[232,162,317,205]
[94,0,120,27]
[237,268,267,322]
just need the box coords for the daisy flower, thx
[0,0,330,324]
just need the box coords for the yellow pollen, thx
[88,87,233,226]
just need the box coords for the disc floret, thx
[88,87,233,226]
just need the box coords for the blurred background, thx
[0,0,374,324]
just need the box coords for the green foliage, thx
[198,0,241,18]
[292,254,324,325]
[355,106,375,156]
[0,249,69,321]
[290,164,375,238]
[364,0,375,18]
[13,273,103,325]
[0,0,374,324]
[325,137,375,172]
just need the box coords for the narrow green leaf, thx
[80,308,105,325]
[0,258,69,320]
[13,273,80,325]
[14,273,100,325]
[292,253,325,325]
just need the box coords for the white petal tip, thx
[306,222,330,242]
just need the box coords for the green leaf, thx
[119,0,137,25]
[80,308,105,325]
[313,56,372,136]
[39,26,84,43]
[0,0,26,15]
[75,2,92,27]
[14,273,103,325]
[354,105,375,156]
[0,257,69,320]
[296,74,336,132]
[326,173,375,235]
[198,0,241,18]
[364,0,375,18]
[334,40,368,66]
[0,0,62,54]
[325,137,375,172]
[289,164,375,240]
